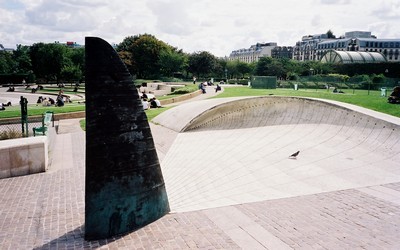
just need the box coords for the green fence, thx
[251,76,277,89]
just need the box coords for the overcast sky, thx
[1,0,399,57]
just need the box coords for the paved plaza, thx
[1,86,400,249]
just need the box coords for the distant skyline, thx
[1,0,399,57]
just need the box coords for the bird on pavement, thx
[289,150,300,159]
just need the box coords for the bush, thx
[278,81,293,88]
[227,79,250,85]
[169,86,194,95]
[160,77,183,82]
[0,128,24,140]
[287,73,299,81]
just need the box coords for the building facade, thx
[292,33,332,61]
[54,41,83,48]
[271,46,293,59]
[294,31,400,62]
[229,42,277,63]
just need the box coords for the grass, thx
[145,106,173,120]
[78,107,172,130]
[79,119,86,131]
[0,103,85,119]
[2,85,399,121]
[214,87,400,118]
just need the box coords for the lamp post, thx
[385,69,389,84]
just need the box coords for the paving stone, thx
[1,94,400,249]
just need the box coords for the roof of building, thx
[320,50,387,64]
[356,38,400,42]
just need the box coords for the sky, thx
[1,0,400,57]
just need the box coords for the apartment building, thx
[294,31,400,62]
[229,42,277,63]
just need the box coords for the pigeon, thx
[289,151,300,159]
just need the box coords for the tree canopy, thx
[117,34,175,78]
[187,51,217,78]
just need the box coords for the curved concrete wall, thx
[183,96,400,132]
[157,96,400,212]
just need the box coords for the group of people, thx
[37,96,55,106]
[198,79,224,94]
[36,91,71,107]
[198,80,215,93]
[141,94,162,110]
[332,87,344,93]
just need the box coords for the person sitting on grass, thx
[388,86,400,104]
[56,94,64,107]
[215,84,221,93]
[42,98,51,106]
[141,97,149,110]
[49,97,55,105]
[150,97,162,108]
[36,96,43,105]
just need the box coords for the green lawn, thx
[2,86,399,120]
[214,87,400,118]
[0,103,86,119]
[79,107,172,131]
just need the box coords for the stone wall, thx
[0,135,48,179]
[160,90,202,105]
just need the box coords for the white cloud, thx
[147,0,198,36]
[372,1,400,20]
[0,0,399,57]
[320,0,350,4]
[311,15,322,27]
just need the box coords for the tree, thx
[62,47,85,83]
[117,51,135,74]
[187,51,217,78]
[0,51,14,74]
[12,45,32,73]
[61,65,82,83]
[236,61,252,78]
[326,29,336,39]
[65,47,84,70]
[212,58,228,79]
[254,57,274,76]
[158,49,187,77]
[30,43,67,83]
[226,60,239,79]
[117,34,172,78]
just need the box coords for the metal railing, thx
[0,117,45,140]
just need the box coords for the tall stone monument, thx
[85,37,170,240]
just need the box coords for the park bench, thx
[33,111,54,136]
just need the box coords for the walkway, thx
[0,86,400,249]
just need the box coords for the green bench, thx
[33,111,54,136]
